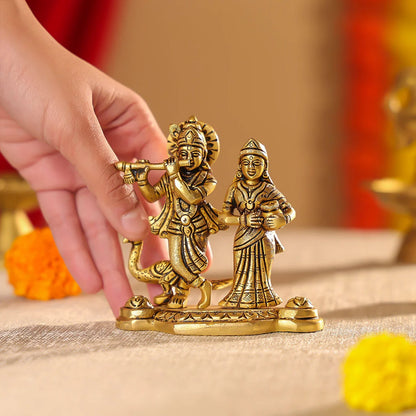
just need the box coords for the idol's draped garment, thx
[221,181,285,308]
[149,171,220,283]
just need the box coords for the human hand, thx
[165,157,180,177]
[0,1,168,316]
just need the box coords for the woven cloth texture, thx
[1,229,416,416]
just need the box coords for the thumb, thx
[54,108,149,241]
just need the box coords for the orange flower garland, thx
[5,228,81,300]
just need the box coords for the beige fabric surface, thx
[1,229,416,416]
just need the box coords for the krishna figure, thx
[116,116,225,309]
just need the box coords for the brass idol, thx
[115,116,323,335]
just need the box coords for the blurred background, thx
[107,0,344,228]
[5,0,416,230]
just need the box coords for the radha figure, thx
[219,139,295,308]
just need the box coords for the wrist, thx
[0,1,31,35]
[169,172,179,180]
[239,214,247,227]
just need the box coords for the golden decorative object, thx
[115,116,323,335]
[386,68,416,147]
[370,178,416,262]
[0,173,38,263]
[117,295,322,335]
[370,69,416,263]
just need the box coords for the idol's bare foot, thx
[197,280,212,309]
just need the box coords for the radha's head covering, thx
[240,138,268,161]
[233,138,274,185]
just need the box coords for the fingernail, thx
[121,209,147,236]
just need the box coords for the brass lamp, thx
[370,69,416,263]
[0,173,38,263]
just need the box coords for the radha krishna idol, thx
[115,116,323,335]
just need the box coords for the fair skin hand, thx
[0,0,168,316]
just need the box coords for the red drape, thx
[0,0,122,226]
[342,0,392,228]
[26,0,120,68]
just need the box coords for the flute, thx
[115,159,191,184]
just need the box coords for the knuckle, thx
[102,164,136,206]
[82,280,102,294]
[83,215,111,242]
[44,102,95,159]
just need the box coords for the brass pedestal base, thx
[369,178,416,263]
[396,226,416,263]
[116,296,324,336]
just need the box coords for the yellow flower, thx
[343,333,416,413]
[5,228,81,300]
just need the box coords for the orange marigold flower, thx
[5,228,81,300]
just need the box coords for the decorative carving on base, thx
[116,295,323,335]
